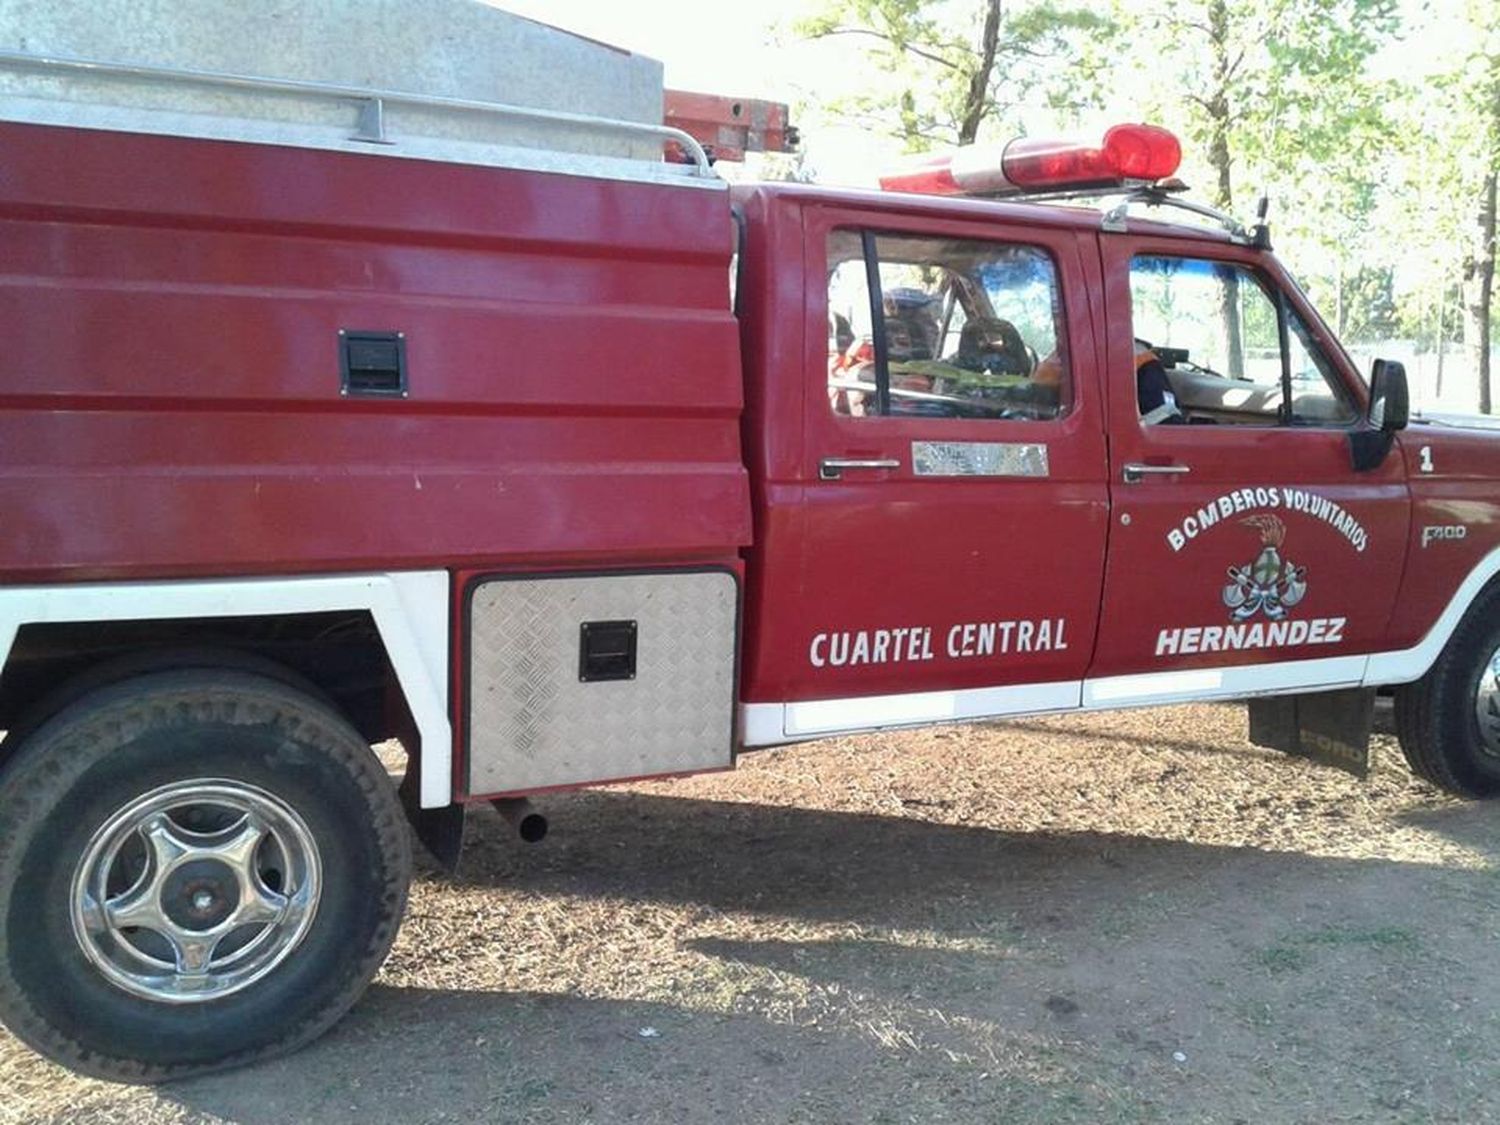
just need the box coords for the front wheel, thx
[0,669,411,1082]
[1395,584,1500,798]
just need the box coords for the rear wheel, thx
[0,669,411,1082]
[1395,585,1500,797]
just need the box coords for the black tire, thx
[0,647,337,774]
[0,669,412,1082]
[1395,583,1500,798]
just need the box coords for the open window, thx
[1130,255,1356,427]
[827,230,1070,422]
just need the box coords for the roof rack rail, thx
[955,180,1157,205]
[1099,184,1258,244]
[0,49,716,176]
[947,177,1268,248]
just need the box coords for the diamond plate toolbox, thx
[466,571,738,793]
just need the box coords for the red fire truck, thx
[0,45,1497,1083]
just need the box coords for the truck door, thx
[750,206,1109,739]
[1088,235,1410,703]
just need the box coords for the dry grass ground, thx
[4,702,1500,1124]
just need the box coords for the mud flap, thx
[410,802,467,872]
[1247,689,1374,778]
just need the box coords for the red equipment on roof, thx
[664,90,798,163]
[879,123,1182,197]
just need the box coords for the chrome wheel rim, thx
[70,780,322,1004]
[1475,644,1500,758]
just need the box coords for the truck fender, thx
[0,571,452,807]
[1366,545,1500,687]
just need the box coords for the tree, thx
[1454,6,1500,412]
[791,0,1114,152]
[1135,0,1398,211]
[1465,167,1496,411]
[1381,0,1499,411]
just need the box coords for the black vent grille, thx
[339,330,407,397]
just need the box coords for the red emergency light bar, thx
[880,124,1182,197]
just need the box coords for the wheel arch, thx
[0,573,451,808]
[1366,546,1500,688]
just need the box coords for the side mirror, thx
[1368,359,1409,432]
[1349,359,1409,472]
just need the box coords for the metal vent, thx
[339,330,407,397]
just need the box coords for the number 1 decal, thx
[1420,446,1435,474]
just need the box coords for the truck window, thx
[1129,256,1355,427]
[827,230,1069,421]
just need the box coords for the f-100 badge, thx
[1223,515,1306,622]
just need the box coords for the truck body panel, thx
[1091,232,1411,679]
[735,191,1111,704]
[0,121,750,584]
[1387,427,1500,650]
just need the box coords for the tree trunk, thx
[958,0,1003,145]
[1435,283,1446,399]
[1463,170,1497,413]
[1336,256,1347,338]
[1204,0,1234,210]
[1204,0,1242,375]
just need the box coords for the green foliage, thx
[1135,0,1398,210]
[1338,266,1400,343]
[791,0,1115,151]
[786,0,1498,400]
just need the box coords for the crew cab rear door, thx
[747,203,1109,739]
[1088,233,1410,703]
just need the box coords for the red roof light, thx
[880,124,1182,197]
[1102,123,1182,180]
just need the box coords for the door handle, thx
[819,457,900,481]
[1122,462,1191,484]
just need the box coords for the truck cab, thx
[732,171,1455,760]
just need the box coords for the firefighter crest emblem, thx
[1222,515,1307,621]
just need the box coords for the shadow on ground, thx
[157,790,1500,1125]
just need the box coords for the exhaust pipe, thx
[491,798,548,843]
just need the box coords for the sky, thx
[492,0,806,99]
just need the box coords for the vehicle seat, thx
[883,288,941,361]
[957,317,1031,375]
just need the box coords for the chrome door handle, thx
[1122,462,1191,484]
[819,457,900,481]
